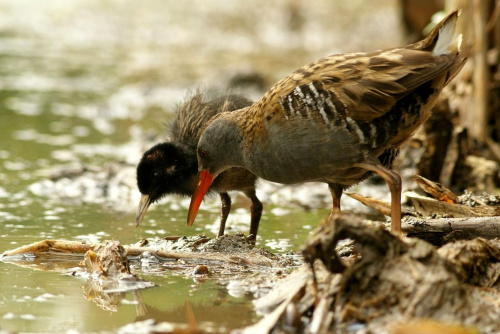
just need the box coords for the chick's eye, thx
[199,149,208,158]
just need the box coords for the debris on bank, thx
[1,233,299,269]
[241,213,500,334]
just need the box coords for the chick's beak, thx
[136,194,152,227]
[187,169,214,227]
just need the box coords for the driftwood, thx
[81,240,155,312]
[413,174,459,203]
[411,175,500,216]
[241,281,306,334]
[403,215,500,246]
[407,192,500,217]
[1,239,280,267]
[0,239,93,257]
[252,265,312,314]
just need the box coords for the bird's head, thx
[135,142,197,227]
[187,115,244,227]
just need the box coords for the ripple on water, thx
[74,231,109,243]
[3,160,30,171]
[0,150,11,159]
[2,312,36,320]
[0,212,21,222]
[4,97,42,116]
[12,129,75,146]
[0,186,10,198]
[33,293,56,302]
[50,150,77,161]
[265,238,293,252]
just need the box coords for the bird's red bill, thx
[187,170,214,227]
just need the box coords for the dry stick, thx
[413,175,458,203]
[254,265,311,313]
[485,136,500,161]
[403,216,500,238]
[1,240,93,257]
[439,127,467,188]
[241,278,307,334]
[486,0,500,32]
[308,277,340,334]
[407,193,500,218]
[493,0,500,53]
[471,0,489,143]
[1,240,276,267]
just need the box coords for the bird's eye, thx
[199,149,208,158]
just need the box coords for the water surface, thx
[0,1,400,332]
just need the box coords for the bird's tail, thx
[432,10,462,56]
[409,9,466,85]
[409,9,463,56]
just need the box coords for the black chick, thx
[136,94,263,241]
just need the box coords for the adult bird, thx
[188,10,466,234]
[136,94,263,241]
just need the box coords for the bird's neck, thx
[232,104,264,148]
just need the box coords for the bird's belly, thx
[250,161,369,186]
[245,129,367,186]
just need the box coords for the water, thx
[0,1,401,332]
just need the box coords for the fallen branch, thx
[403,215,500,241]
[407,192,500,217]
[253,265,311,313]
[241,273,307,334]
[413,175,458,203]
[1,240,93,257]
[1,239,278,267]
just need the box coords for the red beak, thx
[187,170,215,227]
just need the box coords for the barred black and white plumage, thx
[189,10,467,234]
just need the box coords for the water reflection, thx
[1,248,266,332]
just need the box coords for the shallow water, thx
[0,0,401,332]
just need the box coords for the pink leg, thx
[328,183,343,220]
[354,162,402,234]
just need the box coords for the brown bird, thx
[187,10,466,234]
[136,94,263,241]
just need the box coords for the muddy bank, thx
[240,214,500,334]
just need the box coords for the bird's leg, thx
[354,161,402,234]
[219,192,231,237]
[243,189,263,243]
[328,183,343,220]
